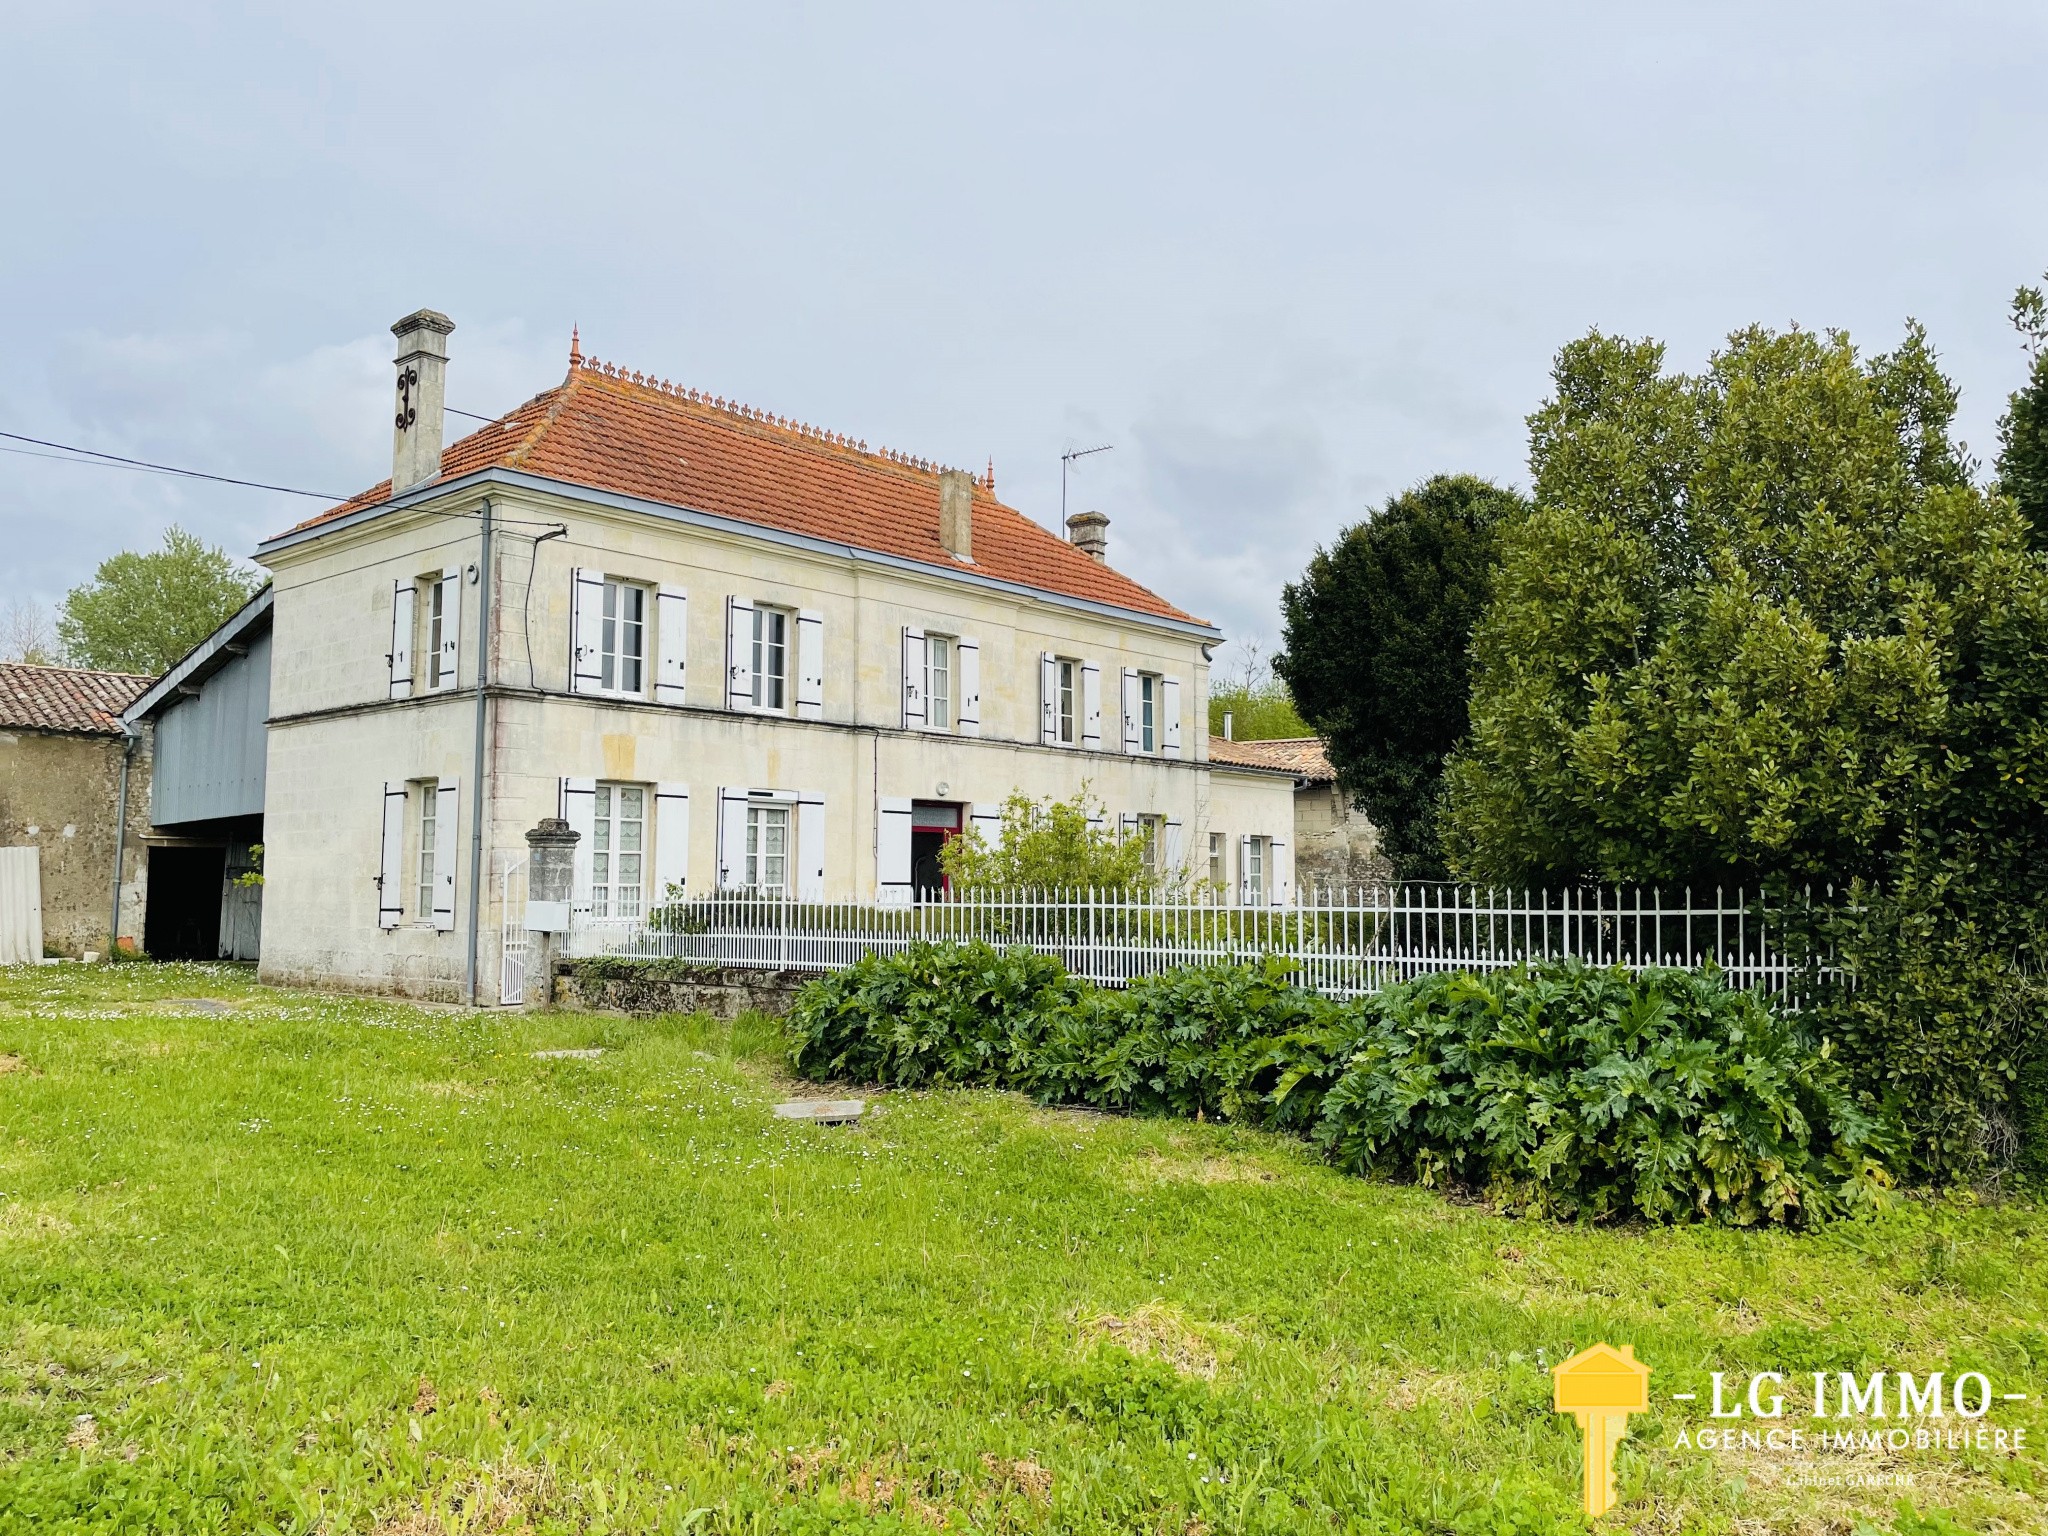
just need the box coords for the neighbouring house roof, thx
[275,350,1207,627]
[0,662,153,737]
[123,585,273,725]
[1205,735,1335,782]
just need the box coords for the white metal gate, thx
[499,857,529,1005]
[0,848,42,965]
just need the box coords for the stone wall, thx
[552,963,813,1018]
[0,727,151,957]
[1291,780,1392,895]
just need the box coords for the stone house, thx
[249,311,1298,1002]
[0,663,152,958]
[1205,735,1390,894]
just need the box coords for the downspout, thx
[108,723,137,955]
[464,498,494,1006]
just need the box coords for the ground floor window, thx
[1208,831,1225,891]
[1244,836,1267,904]
[1137,814,1165,876]
[593,782,647,918]
[746,803,790,894]
[415,779,439,917]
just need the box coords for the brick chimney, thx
[938,468,974,561]
[390,309,455,494]
[1066,509,1109,563]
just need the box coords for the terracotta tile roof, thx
[1206,735,1334,780]
[0,663,152,736]
[284,356,1206,626]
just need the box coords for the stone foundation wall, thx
[552,964,813,1018]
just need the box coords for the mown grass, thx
[0,964,2042,1534]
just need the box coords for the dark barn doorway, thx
[144,845,226,960]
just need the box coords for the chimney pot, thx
[390,309,455,494]
[938,468,974,561]
[1066,509,1109,563]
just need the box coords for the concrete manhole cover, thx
[773,1099,865,1124]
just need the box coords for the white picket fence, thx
[561,884,1834,1003]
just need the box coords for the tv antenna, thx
[1060,442,1114,525]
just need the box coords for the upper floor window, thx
[1139,672,1160,753]
[1056,657,1078,745]
[424,580,450,689]
[751,606,789,712]
[926,634,953,730]
[592,782,647,919]
[600,580,648,695]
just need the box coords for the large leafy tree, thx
[1206,641,1309,741]
[1445,322,2048,1174]
[1998,275,2048,545]
[58,526,260,675]
[1275,474,1526,878]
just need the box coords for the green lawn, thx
[0,965,2042,1535]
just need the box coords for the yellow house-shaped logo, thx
[1552,1343,1651,1516]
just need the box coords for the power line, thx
[0,430,347,500]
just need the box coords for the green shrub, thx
[1035,955,1330,1125]
[786,945,1902,1227]
[1300,962,1900,1225]
[785,942,1083,1087]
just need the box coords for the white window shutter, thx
[877,796,913,903]
[1270,835,1290,909]
[1081,661,1102,749]
[1039,652,1057,745]
[655,586,688,705]
[570,569,604,694]
[387,583,415,700]
[725,598,754,711]
[797,791,826,900]
[1121,668,1141,753]
[1164,817,1184,877]
[654,783,690,901]
[1162,677,1183,758]
[436,567,462,691]
[900,627,926,728]
[716,788,749,890]
[431,778,460,930]
[1119,811,1137,841]
[1239,835,1254,905]
[795,609,825,720]
[377,783,407,927]
[562,777,597,913]
[956,638,980,737]
[971,802,1003,849]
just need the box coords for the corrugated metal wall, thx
[0,847,42,964]
[151,627,270,826]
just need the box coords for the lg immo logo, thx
[1552,1344,2030,1518]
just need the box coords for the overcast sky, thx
[3,3,2045,661]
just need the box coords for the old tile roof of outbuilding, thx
[0,663,153,736]
[1206,735,1335,781]
[283,349,1206,626]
